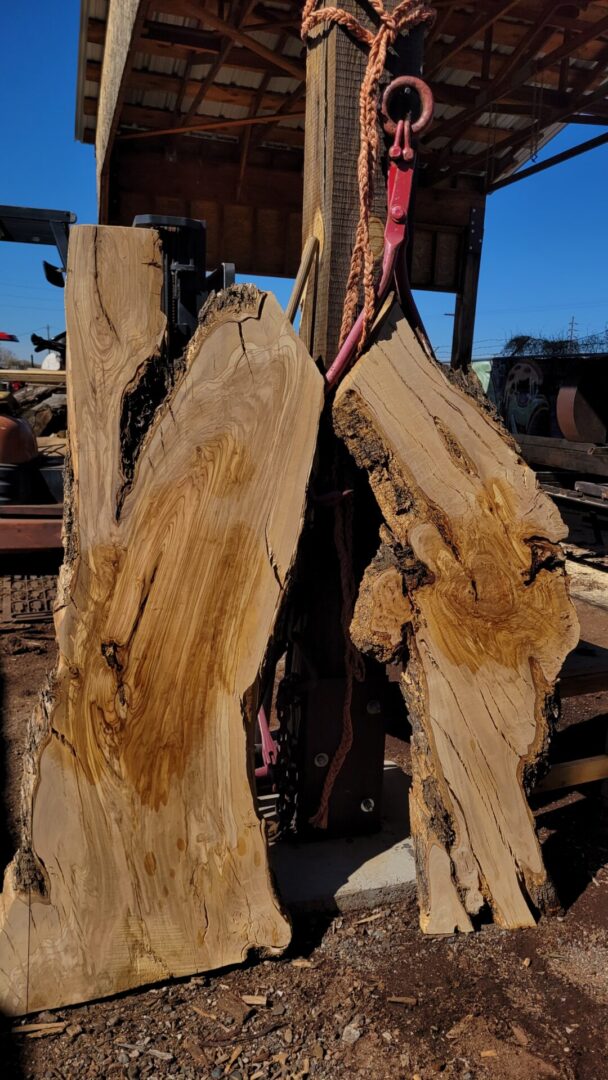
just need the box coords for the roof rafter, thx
[425,9,608,157]
[425,0,520,79]
[425,64,608,187]
[176,0,259,131]
[177,0,304,81]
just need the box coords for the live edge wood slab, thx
[333,300,579,935]
[0,226,323,1015]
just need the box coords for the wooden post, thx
[295,9,426,836]
[301,8,424,366]
[451,201,486,370]
[96,0,147,219]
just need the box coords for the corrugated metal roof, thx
[75,0,608,181]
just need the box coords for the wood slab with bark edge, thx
[0,226,323,1015]
[333,300,579,934]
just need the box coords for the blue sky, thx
[1,1,606,364]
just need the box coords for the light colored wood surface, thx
[285,236,318,327]
[334,301,579,934]
[0,370,65,384]
[535,755,608,793]
[0,226,323,1015]
[96,0,145,205]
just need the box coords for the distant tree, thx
[0,345,26,369]
[502,327,608,358]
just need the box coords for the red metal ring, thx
[380,76,434,137]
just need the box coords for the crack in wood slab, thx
[0,228,323,1015]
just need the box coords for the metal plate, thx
[0,575,56,625]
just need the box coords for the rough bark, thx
[333,301,579,933]
[0,226,323,1014]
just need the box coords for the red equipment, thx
[325,76,434,389]
[0,415,38,465]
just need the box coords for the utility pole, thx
[568,315,577,353]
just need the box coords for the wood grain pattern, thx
[333,301,579,933]
[0,226,323,1014]
[300,1,390,368]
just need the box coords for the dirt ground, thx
[1,595,607,1080]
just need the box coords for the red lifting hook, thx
[325,75,434,389]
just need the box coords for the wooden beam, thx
[236,27,291,199]
[178,0,305,81]
[486,80,608,180]
[426,14,608,157]
[151,0,301,26]
[534,755,608,792]
[425,2,456,50]
[426,121,517,147]
[95,0,148,219]
[87,17,305,75]
[85,61,300,111]
[300,3,402,365]
[489,129,608,191]
[180,38,237,127]
[84,96,304,146]
[481,24,494,82]
[567,113,608,124]
[86,98,305,148]
[430,6,608,53]
[428,43,563,87]
[286,236,319,324]
[296,5,427,841]
[0,369,65,385]
[248,81,306,155]
[168,4,207,119]
[118,110,305,140]
[427,70,608,186]
[180,0,275,157]
[425,0,520,79]
[516,435,608,478]
[451,203,486,370]
[140,20,299,72]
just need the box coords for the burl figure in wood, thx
[333,301,579,934]
[0,227,323,1014]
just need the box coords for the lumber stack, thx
[0,226,323,1015]
[334,300,579,933]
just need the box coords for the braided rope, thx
[301,0,435,353]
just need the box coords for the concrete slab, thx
[270,762,416,913]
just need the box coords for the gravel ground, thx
[1,604,607,1080]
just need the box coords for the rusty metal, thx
[295,676,387,837]
[557,382,607,444]
[0,415,38,465]
[0,515,62,555]
[380,75,434,138]
[0,574,57,624]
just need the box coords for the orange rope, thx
[301,0,435,354]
